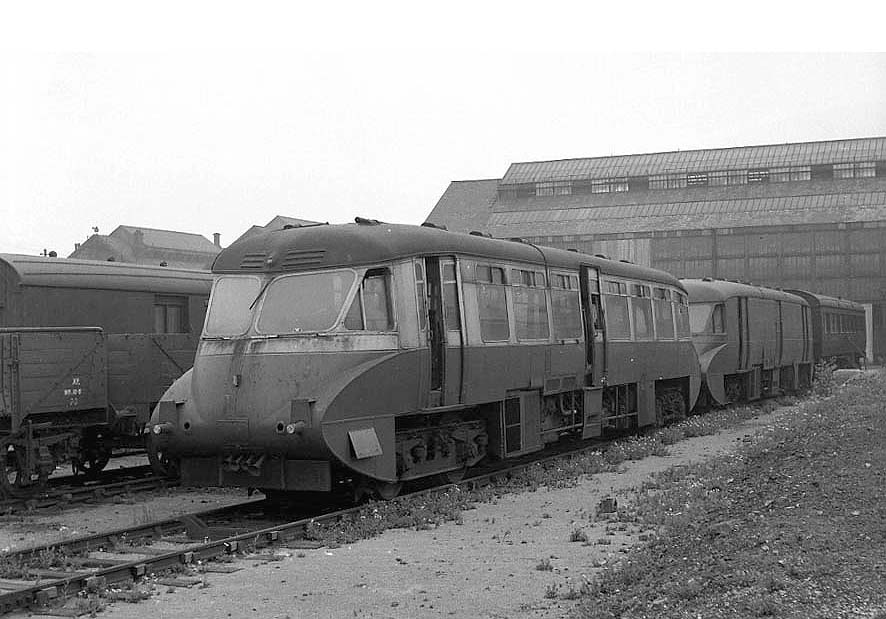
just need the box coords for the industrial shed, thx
[426,137,886,358]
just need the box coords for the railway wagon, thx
[0,254,211,492]
[682,279,813,407]
[148,220,700,499]
[785,290,866,368]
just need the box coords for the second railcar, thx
[785,290,867,368]
[148,221,700,499]
[682,279,813,407]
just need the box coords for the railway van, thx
[148,220,701,499]
[0,254,211,495]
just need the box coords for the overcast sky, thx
[2,4,885,257]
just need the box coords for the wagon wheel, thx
[147,442,180,478]
[1,445,48,498]
[73,445,112,479]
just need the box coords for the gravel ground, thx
[17,405,795,619]
[9,372,881,619]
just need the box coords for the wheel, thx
[372,481,403,501]
[147,442,180,478]
[353,478,402,503]
[73,445,112,479]
[438,466,467,485]
[1,445,48,498]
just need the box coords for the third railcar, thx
[785,290,867,368]
[682,279,814,407]
[148,221,701,499]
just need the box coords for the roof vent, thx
[240,252,267,269]
[421,222,447,230]
[355,217,382,226]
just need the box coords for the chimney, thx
[213,232,221,247]
[74,242,81,251]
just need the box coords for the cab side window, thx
[344,268,394,331]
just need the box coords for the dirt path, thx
[75,408,793,619]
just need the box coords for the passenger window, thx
[551,271,582,340]
[514,273,549,341]
[631,284,653,340]
[414,262,427,331]
[653,288,674,339]
[712,304,725,333]
[675,293,691,338]
[442,261,460,331]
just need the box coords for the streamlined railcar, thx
[148,221,701,499]
[682,279,814,407]
[785,290,867,368]
[0,254,210,494]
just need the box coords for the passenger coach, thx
[149,221,700,498]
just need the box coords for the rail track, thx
[0,465,178,514]
[0,431,626,616]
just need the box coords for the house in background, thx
[69,225,222,270]
[230,215,322,245]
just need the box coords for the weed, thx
[544,583,558,599]
[535,558,553,571]
[569,528,589,543]
[812,360,837,397]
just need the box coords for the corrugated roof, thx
[484,192,886,237]
[500,137,886,185]
[424,179,500,234]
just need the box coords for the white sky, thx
[1,2,885,256]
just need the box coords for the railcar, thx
[682,279,814,407]
[785,290,867,368]
[0,254,210,495]
[148,220,701,499]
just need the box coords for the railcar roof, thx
[212,222,683,287]
[784,289,866,312]
[0,254,212,294]
[681,278,807,305]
